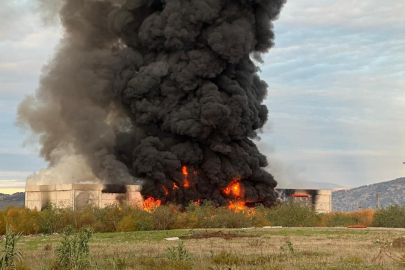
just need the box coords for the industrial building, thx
[25,184,143,210]
[276,189,332,213]
[25,185,332,213]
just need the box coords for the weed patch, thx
[54,226,93,270]
[0,226,23,269]
[212,251,244,266]
[166,242,192,262]
[138,256,192,270]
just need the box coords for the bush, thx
[5,208,42,235]
[166,242,192,262]
[137,256,192,270]
[171,212,193,229]
[0,212,6,235]
[250,205,273,227]
[39,205,58,234]
[101,205,124,232]
[372,205,405,228]
[210,207,251,228]
[318,209,375,227]
[265,200,319,227]
[212,252,244,266]
[353,209,374,226]
[325,213,359,227]
[74,206,98,230]
[152,205,178,230]
[0,226,23,269]
[0,200,385,233]
[39,207,76,233]
[118,207,153,232]
[55,208,76,232]
[55,226,93,270]
[184,201,216,228]
[118,215,136,232]
[280,240,295,254]
[183,201,252,228]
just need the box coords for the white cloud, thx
[0,1,61,97]
[0,171,31,179]
[278,0,405,32]
[0,181,25,188]
[0,172,31,191]
[256,0,405,187]
[0,174,26,191]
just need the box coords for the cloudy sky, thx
[0,0,404,194]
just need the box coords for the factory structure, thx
[25,184,143,211]
[276,189,332,213]
[25,184,332,213]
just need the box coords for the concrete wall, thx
[311,189,332,213]
[25,184,143,210]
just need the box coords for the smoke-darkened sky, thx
[1,0,405,194]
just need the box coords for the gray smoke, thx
[18,0,286,207]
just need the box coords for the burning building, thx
[25,184,332,214]
[19,0,287,209]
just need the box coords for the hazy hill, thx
[0,192,25,210]
[332,177,405,212]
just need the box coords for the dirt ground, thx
[16,227,405,269]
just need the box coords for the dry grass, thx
[14,227,405,269]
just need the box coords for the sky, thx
[0,0,405,194]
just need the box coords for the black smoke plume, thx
[18,0,286,207]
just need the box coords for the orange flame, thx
[173,183,179,190]
[223,178,249,212]
[223,179,243,198]
[143,197,161,212]
[228,201,246,212]
[163,186,169,195]
[182,166,188,176]
[194,199,201,205]
[182,166,190,188]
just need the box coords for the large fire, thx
[223,179,243,198]
[182,165,190,188]
[227,201,246,212]
[143,197,161,212]
[144,172,253,213]
[222,179,250,212]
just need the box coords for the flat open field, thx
[16,227,405,269]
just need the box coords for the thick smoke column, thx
[18,0,286,207]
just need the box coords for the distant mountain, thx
[332,177,405,212]
[0,193,25,210]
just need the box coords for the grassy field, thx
[13,227,405,269]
